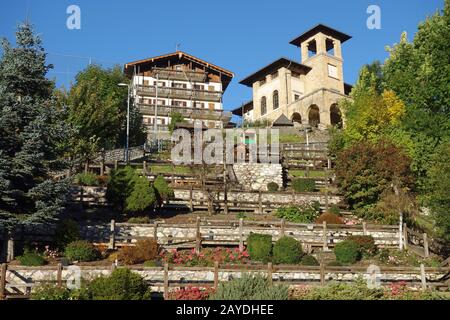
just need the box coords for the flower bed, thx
[160,247,250,266]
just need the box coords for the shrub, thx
[294,278,384,300]
[143,260,161,267]
[17,250,46,266]
[168,287,215,300]
[292,179,316,192]
[347,235,377,257]
[127,216,151,224]
[315,212,344,225]
[117,239,159,265]
[273,237,303,264]
[267,182,279,192]
[55,219,80,250]
[329,205,342,216]
[300,255,319,266]
[75,172,99,186]
[31,284,71,300]
[125,176,156,213]
[209,274,288,300]
[86,268,150,300]
[275,202,320,223]
[334,240,361,265]
[65,240,100,262]
[246,233,272,263]
[153,175,174,204]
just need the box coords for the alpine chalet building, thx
[124,51,234,140]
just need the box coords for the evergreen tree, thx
[0,23,71,233]
[125,176,156,213]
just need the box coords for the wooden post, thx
[57,263,63,287]
[0,263,6,300]
[420,264,427,290]
[320,262,325,286]
[195,217,201,254]
[164,263,169,300]
[423,233,429,258]
[223,181,228,215]
[111,262,116,271]
[189,186,193,212]
[153,222,159,242]
[322,221,328,251]
[109,219,116,250]
[114,160,118,171]
[239,218,244,252]
[267,262,273,286]
[214,261,219,290]
[258,190,263,214]
[6,233,14,262]
[143,161,147,173]
[362,222,367,236]
[403,223,408,250]
[280,219,286,237]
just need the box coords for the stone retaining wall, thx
[5,266,447,294]
[232,163,283,191]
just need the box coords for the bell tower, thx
[289,24,351,94]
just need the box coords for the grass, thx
[289,169,327,178]
[279,134,305,144]
[149,165,191,175]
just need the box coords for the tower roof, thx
[289,24,352,47]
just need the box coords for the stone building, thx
[232,24,353,130]
[124,51,234,140]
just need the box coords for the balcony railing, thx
[136,85,222,102]
[151,67,207,82]
[138,103,231,121]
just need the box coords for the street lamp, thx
[118,83,130,163]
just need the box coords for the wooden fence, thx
[1,262,448,300]
[104,218,400,251]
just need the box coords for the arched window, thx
[273,90,279,110]
[308,105,320,128]
[261,96,267,115]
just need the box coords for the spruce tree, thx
[0,23,71,242]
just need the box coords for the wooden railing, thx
[136,85,222,102]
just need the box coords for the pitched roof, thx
[231,100,253,116]
[239,58,311,87]
[272,114,293,127]
[124,51,234,77]
[289,24,352,47]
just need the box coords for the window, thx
[154,80,165,87]
[208,85,215,91]
[194,84,204,90]
[194,102,204,108]
[143,80,150,86]
[261,96,267,115]
[175,65,183,71]
[273,90,279,110]
[173,100,187,107]
[328,64,338,79]
[172,82,186,88]
[208,103,215,110]
[294,94,300,101]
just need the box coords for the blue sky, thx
[0,0,444,112]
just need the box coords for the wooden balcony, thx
[151,67,207,82]
[138,103,232,122]
[136,85,222,102]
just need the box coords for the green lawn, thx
[289,169,327,178]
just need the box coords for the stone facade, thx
[234,25,352,130]
[232,163,283,191]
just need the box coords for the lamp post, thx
[118,83,130,163]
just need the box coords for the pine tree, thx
[0,23,71,249]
